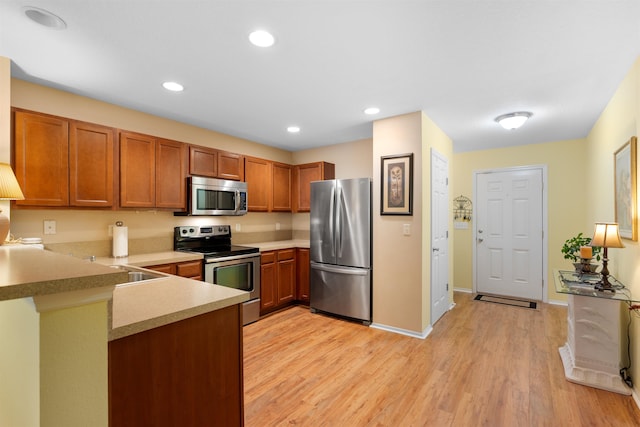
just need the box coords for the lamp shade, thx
[0,163,24,200]
[590,222,624,248]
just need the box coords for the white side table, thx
[555,269,632,395]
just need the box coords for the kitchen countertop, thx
[95,250,203,267]
[0,244,128,301]
[247,239,310,251]
[110,273,248,340]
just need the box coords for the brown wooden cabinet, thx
[155,138,186,209]
[13,110,116,208]
[217,150,244,181]
[272,162,292,212]
[146,260,203,281]
[189,146,244,181]
[260,249,296,314]
[293,161,335,212]
[120,132,186,209]
[109,304,243,427]
[296,248,310,303]
[244,156,272,212]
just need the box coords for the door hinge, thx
[446,283,449,291]
[446,177,449,186]
[446,230,449,238]
[542,279,544,288]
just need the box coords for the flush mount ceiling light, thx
[495,112,532,130]
[162,81,184,92]
[23,6,67,30]
[249,30,275,47]
[287,126,301,133]
[364,107,380,115]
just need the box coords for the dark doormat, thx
[474,294,537,309]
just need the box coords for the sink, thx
[109,265,168,285]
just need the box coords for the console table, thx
[554,269,635,395]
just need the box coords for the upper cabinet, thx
[188,146,244,181]
[13,110,116,208]
[120,132,186,209]
[271,162,292,212]
[293,161,335,212]
[244,156,271,212]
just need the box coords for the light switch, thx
[403,224,410,236]
[44,220,56,235]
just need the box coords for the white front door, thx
[475,168,543,301]
[431,149,449,324]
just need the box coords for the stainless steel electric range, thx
[174,225,260,325]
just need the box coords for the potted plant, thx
[561,232,601,272]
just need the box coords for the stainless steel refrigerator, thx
[310,178,372,324]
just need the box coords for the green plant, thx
[561,232,602,263]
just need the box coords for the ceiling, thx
[1,1,639,153]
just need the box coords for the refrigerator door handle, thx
[336,184,343,258]
[311,262,369,276]
[329,185,336,257]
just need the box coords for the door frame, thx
[472,165,549,303]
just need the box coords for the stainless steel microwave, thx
[185,176,248,216]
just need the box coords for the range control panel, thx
[175,225,231,238]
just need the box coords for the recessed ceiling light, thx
[249,30,275,47]
[495,112,532,130]
[162,81,184,92]
[287,126,300,133]
[23,6,66,30]
[364,107,380,115]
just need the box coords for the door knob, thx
[432,247,440,252]
[477,238,484,243]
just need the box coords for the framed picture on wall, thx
[614,136,637,241]
[380,153,413,215]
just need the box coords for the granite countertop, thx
[95,250,203,267]
[247,239,310,251]
[0,244,127,301]
[109,273,248,340]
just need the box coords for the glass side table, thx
[554,269,637,395]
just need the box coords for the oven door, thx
[204,253,260,325]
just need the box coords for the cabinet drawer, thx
[176,260,203,278]
[277,248,295,261]
[261,251,276,264]
[146,263,176,275]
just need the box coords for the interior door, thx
[431,149,449,324]
[476,168,543,300]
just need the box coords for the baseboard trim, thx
[370,322,433,340]
[548,299,568,307]
[633,388,640,411]
[454,287,472,293]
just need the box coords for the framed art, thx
[614,136,637,241]
[381,153,413,215]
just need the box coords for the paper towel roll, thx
[112,225,128,258]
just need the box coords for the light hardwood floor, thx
[243,292,640,426]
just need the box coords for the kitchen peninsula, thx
[0,244,248,427]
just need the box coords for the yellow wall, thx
[585,56,640,384]
[0,57,40,427]
[372,111,453,334]
[452,138,587,302]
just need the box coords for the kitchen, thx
[3,2,640,425]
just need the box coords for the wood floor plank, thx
[243,292,640,426]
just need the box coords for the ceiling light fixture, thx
[364,107,380,115]
[23,6,67,30]
[162,81,184,92]
[287,126,300,133]
[495,112,532,130]
[249,30,275,47]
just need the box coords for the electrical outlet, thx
[403,224,410,236]
[44,220,56,235]
[235,223,241,232]
[276,222,281,231]
[108,224,114,236]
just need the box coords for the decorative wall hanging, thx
[453,194,472,222]
[380,153,413,215]
[614,136,637,241]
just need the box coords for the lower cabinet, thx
[146,260,203,280]
[109,304,243,427]
[260,249,296,314]
[296,248,310,304]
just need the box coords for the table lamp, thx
[0,163,25,244]
[590,222,624,292]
